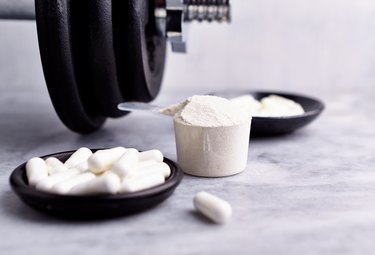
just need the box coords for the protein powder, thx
[161,95,251,177]
[230,94,305,117]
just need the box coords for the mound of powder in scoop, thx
[160,95,249,127]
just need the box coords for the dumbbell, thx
[0,0,230,134]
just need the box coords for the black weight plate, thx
[112,0,167,102]
[69,1,108,121]
[35,0,105,134]
[86,0,126,117]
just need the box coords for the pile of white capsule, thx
[25,147,233,224]
[26,147,170,195]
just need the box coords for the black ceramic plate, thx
[9,149,183,219]
[214,90,325,136]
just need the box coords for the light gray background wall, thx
[0,0,375,98]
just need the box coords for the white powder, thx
[162,95,251,177]
[161,95,249,127]
[159,101,187,117]
[230,94,305,117]
[230,95,261,116]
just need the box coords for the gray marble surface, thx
[1,86,375,255]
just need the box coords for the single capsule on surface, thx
[193,191,232,224]
[26,157,48,186]
[111,149,139,178]
[64,147,92,168]
[88,147,126,174]
[69,172,121,195]
[121,172,165,193]
[51,172,96,195]
[45,157,67,175]
[138,150,163,163]
[35,169,80,192]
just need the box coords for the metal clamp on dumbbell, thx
[0,0,230,133]
[155,0,230,52]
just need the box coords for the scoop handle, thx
[117,102,164,114]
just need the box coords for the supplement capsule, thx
[26,157,48,186]
[193,191,232,224]
[35,169,80,192]
[134,162,171,179]
[138,150,163,163]
[111,149,139,178]
[70,172,121,195]
[51,172,96,195]
[88,147,126,174]
[121,173,165,193]
[74,160,89,172]
[136,160,158,169]
[45,157,67,175]
[64,147,92,168]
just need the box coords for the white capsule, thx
[88,147,126,174]
[111,149,139,178]
[64,147,92,168]
[138,150,163,163]
[133,162,171,179]
[70,172,120,195]
[45,157,67,175]
[51,172,96,195]
[193,191,232,224]
[136,160,158,169]
[74,161,89,172]
[121,173,165,193]
[35,169,80,192]
[26,157,48,186]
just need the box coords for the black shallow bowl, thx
[9,149,183,219]
[214,90,325,136]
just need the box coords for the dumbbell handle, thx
[0,0,35,20]
[0,0,230,21]
[0,0,230,53]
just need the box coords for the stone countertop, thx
[0,87,374,255]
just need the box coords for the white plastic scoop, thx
[117,102,166,115]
